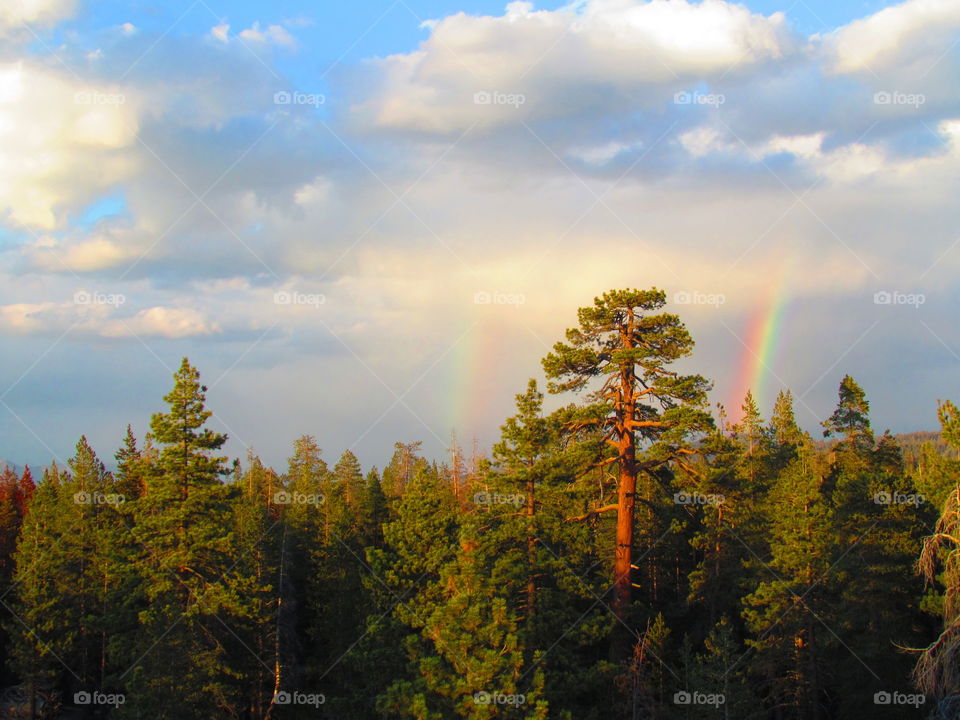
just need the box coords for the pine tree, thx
[541,288,713,659]
[742,437,835,719]
[0,466,21,585]
[114,425,147,501]
[359,467,388,549]
[230,454,284,719]
[382,441,428,499]
[6,439,125,708]
[684,616,760,719]
[368,464,461,717]
[6,464,72,714]
[333,449,365,515]
[120,358,251,719]
[916,400,960,713]
[465,380,611,717]
[822,378,925,716]
[769,390,803,472]
[307,448,374,716]
[686,407,753,637]
[733,390,771,493]
[822,375,873,454]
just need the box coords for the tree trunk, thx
[612,385,637,658]
[612,313,638,661]
[525,473,536,664]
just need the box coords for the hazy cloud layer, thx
[1,0,959,468]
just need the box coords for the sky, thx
[0,0,958,472]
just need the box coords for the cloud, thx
[104,306,221,338]
[0,299,221,339]
[210,23,229,43]
[0,302,60,333]
[2,0,960,468]
[350,0,794,133]
[28,230,146,273]
[0,62,140,229]
[828,0,960,74]
[0,0,75,34]
[238,21,297,49]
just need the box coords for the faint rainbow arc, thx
[728,263,792,421]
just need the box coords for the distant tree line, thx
[0,287,959,719]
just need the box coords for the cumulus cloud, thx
[104,306,221,338]
[351,0,794,133]
[0,62,140,229]
[238,21,297,48]
[828,0,960,74]
[210,23,229,43]
[0,0,75,33]
[0,299,221,339]
[28,230,147,273]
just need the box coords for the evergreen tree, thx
[742,437,835,719]
[230,454,284,719]
[368,464,461,717]
[822,377,925,717]
[916,400,960,715]
[382,442,428,499]
[120,358,251,719]
[541,288,713,659]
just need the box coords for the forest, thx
[1,287,958,719]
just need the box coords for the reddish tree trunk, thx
[612,315,637,660]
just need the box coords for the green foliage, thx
[0,304,951,720]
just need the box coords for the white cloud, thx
[679,126,733,158]
[30,233,145,273]
[0,300,221,338]
[0,0,75,33]
[210,23,229,43]
[0,62,140,229]
[829,0,960,74]
[353,0,793,133]
[760,133,825,160]
[569,140,638,165]
[0,302,56,333]
[293,177,332,206]
[104,306,221,338]
[238,21,297,49]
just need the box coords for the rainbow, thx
[727,261,792,423]
[447,318,500,436]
